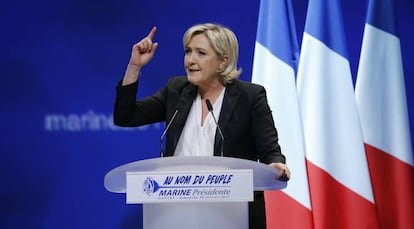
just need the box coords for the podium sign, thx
[126,169,253,203]
[105,156,287,229]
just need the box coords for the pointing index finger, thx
[147,26,157,40]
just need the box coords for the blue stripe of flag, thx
[366,0,398,36]
[256,0,299,70]
[304,0,348,59]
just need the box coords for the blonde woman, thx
[114,23,290,229]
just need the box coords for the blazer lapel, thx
[214,81,240,156]
[169,83,197,155]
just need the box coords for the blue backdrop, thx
[1,0,413,228]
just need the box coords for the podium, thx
[104,156,287,229]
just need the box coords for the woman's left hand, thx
[269,162,291,181]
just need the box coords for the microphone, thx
[160,104,181,157]
[205,99,225,157]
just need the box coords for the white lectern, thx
[104,156,287,229]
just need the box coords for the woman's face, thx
[184,34,225,87]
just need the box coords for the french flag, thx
[355,0,414,228]
[296,0,379,228]
[251,0,313,228]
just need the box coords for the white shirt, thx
[174,88,226,156]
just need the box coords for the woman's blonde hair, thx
[183,23,242,84]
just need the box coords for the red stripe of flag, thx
[365,144,414,229]
[306,160,379,229]
[265,191,313,229]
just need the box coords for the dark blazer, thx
[114,76,285,164]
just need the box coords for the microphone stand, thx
[206,99,225,157]
[160,108,179,157]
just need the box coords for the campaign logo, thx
[126,171,252,203]
[140,174,234,200]
[44,110,162,132]
[143,177,159,196]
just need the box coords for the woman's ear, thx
[219,55,229,71]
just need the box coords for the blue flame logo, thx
[143,177,159,196]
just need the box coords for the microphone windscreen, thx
[205,99,213,111]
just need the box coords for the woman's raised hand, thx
[129,26,159,68]
[122,27,158,85]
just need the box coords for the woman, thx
[114,23,290,229]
